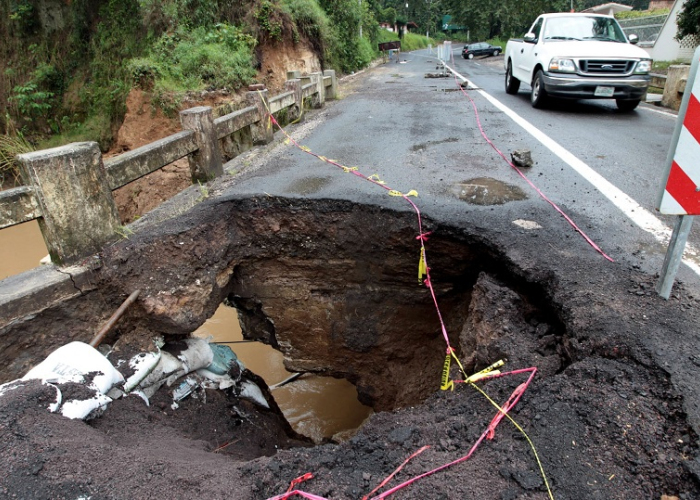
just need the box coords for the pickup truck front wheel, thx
[616,99,641,112]
[505,61,520,94]
[531,70,548,108]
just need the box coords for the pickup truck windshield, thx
[543,16,627,43]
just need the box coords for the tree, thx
[677,0,700,39]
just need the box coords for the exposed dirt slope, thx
[111,41,321,223]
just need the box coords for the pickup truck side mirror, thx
[524,32,536,43]
[628,33,639,45]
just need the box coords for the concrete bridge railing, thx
[0,70,337,267]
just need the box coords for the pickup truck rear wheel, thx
[616,99,641,112]
[505,61,520,94]
[531,70,548,108]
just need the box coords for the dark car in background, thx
[462,42,502,59]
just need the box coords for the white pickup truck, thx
[504,13,652,111]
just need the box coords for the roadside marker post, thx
[656,46,700,299]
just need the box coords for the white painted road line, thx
[443,63,700,277]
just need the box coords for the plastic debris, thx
[207,343,245,375]
[173,377,199,402]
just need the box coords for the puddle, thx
[194,303,372,443]
[452,177,527,205]
[285,176,333,196]
[0,220,49,280]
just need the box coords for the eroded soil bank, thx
[1,195,700,499]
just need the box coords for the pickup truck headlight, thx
[549,58,576,73]
[634,60,651,74]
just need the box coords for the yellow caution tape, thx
[440,353,454,391]
[300,146,311,152]
[368,174,386,184]
[465,359,505,383]
[318,155,327,162]
[388,189,418,198]
[342,166,358,173]
[418,247,427,283]
[450,349,468,379]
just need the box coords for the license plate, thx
[594,86,615,97]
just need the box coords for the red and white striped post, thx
[656,46,700,298]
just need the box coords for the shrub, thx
[0,131,33,186]
[137,23,257,95]
[282,0,332,52]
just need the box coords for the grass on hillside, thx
[376,29,434,52]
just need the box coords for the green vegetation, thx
[652,60,690,73]
[0,131,32,186]
[615,8,670,19]
[677,0,700,39]
[132,23,257,104]
[485,37,508,51]
[0,0,439,157]
[377,30,433,52]
[439,0,653,40]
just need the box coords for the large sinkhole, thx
[106,197,569,443]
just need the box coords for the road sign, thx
[655,46,700,298]
[658,47,700,215]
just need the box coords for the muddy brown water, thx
[0,220,48,280]
[193,304,372,443]
[0,222,370,443]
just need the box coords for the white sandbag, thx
[0,379,62,413]
[22,341,124,394]
[138,351,187,392]
[178,338,214,372]
[123,350,162,393]
[239,380,269,409]
[196,368,236,390]
[60,392,112,419]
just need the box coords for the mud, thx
[1,194,700,499]
[452,177,528,206]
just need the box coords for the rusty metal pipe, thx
[89,290,141,348]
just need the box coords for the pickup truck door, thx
[514,18,543,84]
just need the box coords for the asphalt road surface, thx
[446,47,700,290]
[231,47,700,297]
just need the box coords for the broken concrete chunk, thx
[511,149,533,168]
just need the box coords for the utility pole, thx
[359,0,362,37]
[426,0,434,38]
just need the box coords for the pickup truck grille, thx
[579,59,635,75]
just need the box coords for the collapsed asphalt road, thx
[1,55,700,499]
